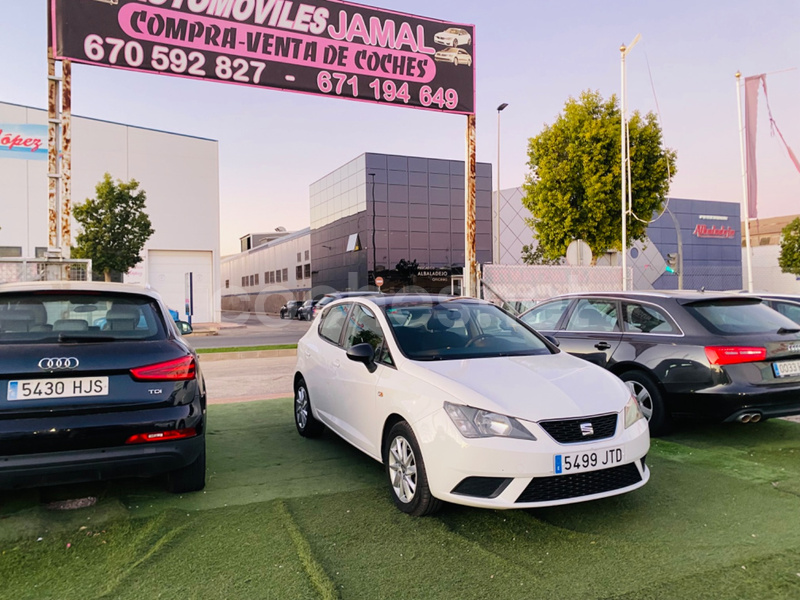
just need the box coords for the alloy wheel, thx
[625,380,654,422]
[388,435,417,503]
[295,386,309,429]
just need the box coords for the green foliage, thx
[522,90,677,261]
[521,243,563,265]
[778,217,800,276]
[72,173,154,281]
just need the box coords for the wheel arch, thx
[293,371,305,390]
[609,361,664,391]
[381,413,408,463]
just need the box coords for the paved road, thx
[188,311,312,349]
[199,354,296,404]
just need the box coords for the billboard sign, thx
[0,124,48,161]
[50,0,475,114]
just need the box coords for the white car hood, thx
[406,352,630,423]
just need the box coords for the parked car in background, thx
[297,299,319,321]
[519,291,800,434]
[743,293,800,325]
[294,295,649,516]
[280,300,302,319]
[310,291,383,320]
[0,281,206,493]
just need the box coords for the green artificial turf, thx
[196,344,297,354]
[2,401,800,599]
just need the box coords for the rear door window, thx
[623,302,680,334]
[0,292,166,342]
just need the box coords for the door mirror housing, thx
[346,343,376,372]
[176,321,193,335]
[544,334,560,347]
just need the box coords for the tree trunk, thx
[104,269,111,282]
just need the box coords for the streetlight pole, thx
[495,103,508,265]
[369,172,376,284]
[619,34,640,290]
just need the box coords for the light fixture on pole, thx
[620,34,640,291]
[495,103,509,265]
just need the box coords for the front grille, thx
[451,477,512,499]
[539,413,618,444]
[516,463,642,503]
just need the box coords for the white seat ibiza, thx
[294,295,650,516]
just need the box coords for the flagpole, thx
[736,71,754,293]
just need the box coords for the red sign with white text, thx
[50,0,475,114]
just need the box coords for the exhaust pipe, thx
[738,413,752,423]
[750,412,762,423]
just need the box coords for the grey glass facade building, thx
[310,153,492,291]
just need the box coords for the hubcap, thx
[388,435,417,503]
[295,386,308,429]
[625,381,654,422]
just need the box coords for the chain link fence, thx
[0,259,92,284]
[481,264,627,310]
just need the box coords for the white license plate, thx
[554,447,624,474]
[7,377,109,401]
[773,360,800,378]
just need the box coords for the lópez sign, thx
[51,0,475,113]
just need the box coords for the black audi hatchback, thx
[520,291,800,434]
[0,281,206,492]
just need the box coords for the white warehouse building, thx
[0,101,221,323]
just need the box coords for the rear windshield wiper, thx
[57,334,118,343]
[777,327,800,334]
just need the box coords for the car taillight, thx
[704,346,767,366]
[125,427,197,444]
[130,356,196,381]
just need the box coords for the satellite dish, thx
[566,240,592,266]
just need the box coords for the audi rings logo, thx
[38,357,80,370]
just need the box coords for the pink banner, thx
[744,75,762,219]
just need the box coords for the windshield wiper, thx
[777,327,800,334]
[57,334,117,343]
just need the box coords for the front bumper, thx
[415,411,650,509]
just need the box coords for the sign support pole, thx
[465,113,477,298]
[736,71,754,293]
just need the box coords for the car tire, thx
[383,422,442,516]
[280,312,285,319]
[166,445,206,493]
[294,377,325,438]
[451,39,458,47]
[453,58,459,66]
[620,370,670,436]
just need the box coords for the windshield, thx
[0,292,167,344]
[685,299,800,335]
[383,300,552,360]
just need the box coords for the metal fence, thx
[481,264,626,307]
[0,258,92,284]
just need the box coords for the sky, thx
[2,0,799,256]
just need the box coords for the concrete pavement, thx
[199,354,296,404]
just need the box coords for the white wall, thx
[0,101,221,321]
[747,245,800,293]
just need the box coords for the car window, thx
[565,299,619,333]
[0,292,166,343]
[771,301,800,325]
[623,302,679,334]
[342,304,393,366]
[318,303,351,345]
[685,299,800,335]
[520,299,571,330]
[384,300,551,361]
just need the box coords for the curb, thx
[197,348,297,362]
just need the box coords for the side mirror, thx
[176,321,193,335]
[346,343,376,372]
[544,334,560,347]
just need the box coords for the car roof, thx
[323,291,383,299]
[348,294,491,309]
[540,290,751,304]
[0,280,164,301]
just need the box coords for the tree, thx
[779,218,800,276]
[522,90,677,262]
[521,242,563,266]
[72,173,154,282]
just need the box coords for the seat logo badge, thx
[580,423,594,436]
[38,357,80,370]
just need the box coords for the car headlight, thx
[624,394,644,429]
[444,402,536,440]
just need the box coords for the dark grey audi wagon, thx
[0,281,206,492]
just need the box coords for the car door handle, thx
[304,350,311,358]
[332,359,341,368]
[594,342,611,351]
